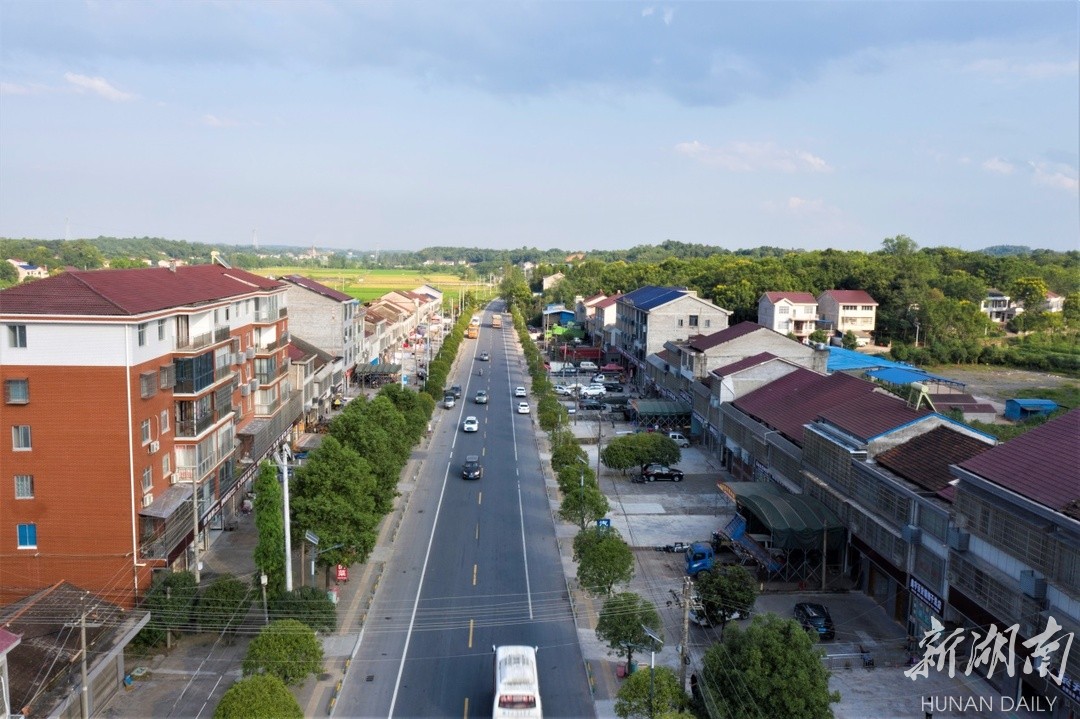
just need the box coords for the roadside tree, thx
[614,665,690,719]
[595,592,663,672]
[694,565,758,639]
[213,674,302,719]
[574,526,634,595]
[194,575,252,633]
[558,482,610,530]
[242,618,324,686]
[699,614,840,719]
[253,462,286,597]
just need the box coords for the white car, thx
[580,386,606,398]
[514,386,527,397]
[462,416,480,432]
[517,402,530,414]
[553,384,573,396]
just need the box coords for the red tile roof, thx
[820,289,877,305]
[282,274,353,303]
[875,425,995,494]
[734,369,876,444]
[816,392,932,442]
[594,294,622,308]
[688,321,766,351]
[0,265,284,316]
[711,352,781,377]
[763,291,817,304]
[957,409,1080,516]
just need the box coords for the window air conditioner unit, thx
[142,493,154,508]
[148,440,160,454]
[946,527,969,552]
[1020,570,1047,600]
[231,353,242,366]
[170,474,179,485]
[245,347,255,360]
[240,384,251,397]
[249,379,259,392]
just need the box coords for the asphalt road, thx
[335,305,593,719]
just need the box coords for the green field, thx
[257,267,491,303]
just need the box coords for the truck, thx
[685,542,716,577]
[492,314,502,329]
[466,324,479,339]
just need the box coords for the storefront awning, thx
[139,484,193,519]
[354,363,401,375]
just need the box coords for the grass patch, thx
[255,267,490,302]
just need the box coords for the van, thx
[668,432,690,448]
[578,361,598,372]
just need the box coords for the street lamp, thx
[641,623,664,719]
[274,445,294,592]
[576,457,587,529]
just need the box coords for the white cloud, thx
[964,58,1079,81]
[642,6,654,17]
[982,157,1015,175]
[663,7,674,25]
[674,140,832,173]
[1029,161,1079,192]
[0,82,36,95]
[64,72,134,101]
[201,114,241,128]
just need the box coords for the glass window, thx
[704,319,711,328]
[12,425,31,450]
[141,419,152,444]
[689,315,699,327]
[779,306,790,314]
[17,523,37,548]
[157,319,166,340]
[8,325,27,348]
[162,453,171,477]
[140,371,157,398]
[142,467,153,492]
[138,323,147,346]
[677,319,684,327]
[5,379,29,404]
[160,409,170,433]
[14,474,34,499]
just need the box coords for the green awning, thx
[724,482,845,552]
[354,363,401,375]
[631,399,691,417]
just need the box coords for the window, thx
[157,319,166,341]
[704,319,711,328]
[861,305,874,312]
[162,453,171,477]
[8,324,27,348]
[5,379,29,404]
[12,425,31,450]
[137,323,147,346]
[142,467,153,492]
[14,474,34,499]
[842,305,857,311]
[779,306,790,315]
[689,315,699,327]
[141,419,152,444]
[677,319,684,327]
[17,523,37,548]
[159,364,176,390]
[140,371,157,398]
[160,409,170,433]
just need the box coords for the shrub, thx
[243,619,324,686]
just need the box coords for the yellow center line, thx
[468,618,474,648]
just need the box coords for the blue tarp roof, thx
[829,347,964,388]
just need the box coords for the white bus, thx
[492,645,542,718]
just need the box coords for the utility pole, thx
[679,576,692,690]
[191,479,201,584]
[66,601,102,719]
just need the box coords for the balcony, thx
[256,363,288,385]
[176,326,231,353]
[253,306,288,324]
[255,334,289,355]
[175,404,235,439]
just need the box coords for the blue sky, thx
[1,1,1077,253]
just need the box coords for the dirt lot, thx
[924,365,1077,411]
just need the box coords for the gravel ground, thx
[922,365,1076,413]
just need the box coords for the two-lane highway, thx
[336,305,593,718]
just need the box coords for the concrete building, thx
[757,291,820,342]
[0,263,299,607]
[280,274,363,391]
[817,289,878,345]
[4,259,49,283]
[613,286,731,387]
[981,289,1017,323]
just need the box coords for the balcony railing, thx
[256,363,289,385]
[255,335,288,355]
[176,414,215,438]
[176,326,231,353]
[253,306,288,324]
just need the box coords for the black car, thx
[641,463,684,482]
[450,384,463,398]
[603,383,624,393]
[578,399,604,411]
[794,602,835,640]
[461,455,483,480]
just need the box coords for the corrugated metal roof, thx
[875,426,995,494]
[820,289,877,304]
[0,264,284,316]
[688,321,766,351]
[711,352,780,377]
[827,347,918,374]
[816,392,931,443]
[282,274,354,303]
[957,409,1080,515]
[734,370,875,445]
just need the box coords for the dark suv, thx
[461,455,483,480]
[794,602,835,640]
[641,463,684,482]
[450,384,463,398]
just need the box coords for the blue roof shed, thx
[1004,398,1058,421]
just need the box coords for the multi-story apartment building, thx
[817,289,878,345]
[280,274,364,390]
[948,410,1079,716]
[757,292,819,342]
[614,286,731,386]
[0,263,299,607]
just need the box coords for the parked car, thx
[552,368,578,377]
[603,383,625,393]
[668,432,690,448]
[578,361,599,372]
[517,402,531,414]
[591,373,609,383]
[462,416,480,432]
[474,390,488,404]
[478,352,490,361]
[461,455,483,480]
[580,386,606,399]
[443,395,456,409]
[689,606,750,627]
[641,463,684,482]
[553,384,573,396]
[450,384,463,398]
[578,399,604,411]
[514,386,527,397]
[794,602,835,640]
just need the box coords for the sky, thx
[1,1,1077,254]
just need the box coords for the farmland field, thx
[256,267,491,303]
